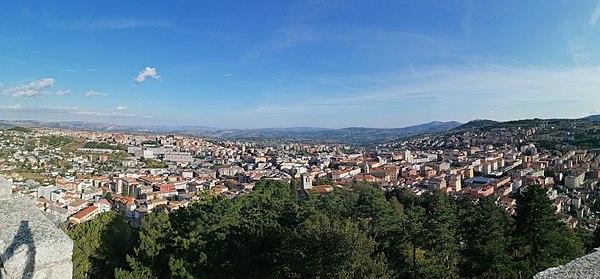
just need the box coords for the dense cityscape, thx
[0,117,599,278]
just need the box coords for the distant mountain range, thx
[451,114,600,132]
[7,115,598,145]
[0,120,463,145]
[190,121,463,145]
[453,119,498,130]
[584,114,600,121]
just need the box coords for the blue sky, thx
[1,1,600,128]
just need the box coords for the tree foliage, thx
[459,196,514,278]
[68,211,135,279]
[83,141,124,150]
[141,157,168,168]
[68,181,587,279]
[513,184,584,277]
[277,213,388,279]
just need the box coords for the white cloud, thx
[224,73,232,78]
[116,106,128,111]
[591,0,600,26]
[0,103,23,110]
[0,104,151,119]
[134,66,161,84]
[56,89,71,96]
[5,78,55,98]
[54,18,173,31]
[85,90,107,96]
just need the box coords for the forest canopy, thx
[69,180,590,279]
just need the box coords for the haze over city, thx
[1,1,600,128]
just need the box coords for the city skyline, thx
[1,1,600,128]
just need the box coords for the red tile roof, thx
[72,206,98,219]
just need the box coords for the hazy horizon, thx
[2,115,598,130]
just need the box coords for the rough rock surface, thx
[0,176,73,279]
[0,176,10,197]
[534,249,600,279]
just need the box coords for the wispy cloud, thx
[54,69,98,75]
[325,65,600,105]
[236,65,600,126]
[460,0,475,35]
[242,23,442,63]
[56,89,71,96]
[134,66,161,84]
[566,37,591,66]
[3,78,55,98]
[0,104,151,119]
[590,0,600,26]
[85,90,107,96]
[53,18,173,31]
[116,106,128,111]
[0,103,23,110]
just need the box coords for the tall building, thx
[402,150,413,163]
[38,185,58,199]
[565,172,584,189]
[298,173,314,202]
[300,173,313,190]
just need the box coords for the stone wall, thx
[0,176,73,279]
[534,248,600,279]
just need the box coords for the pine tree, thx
[277,213,388,278]
[359,192,404,277]
[115,212,173,279]
[69,211,134,279]
[593,225,600,248]
[459,196,515,278]
[423,190,460,278]
[403,204,426,279]
[513,184,584,277]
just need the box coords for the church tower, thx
[300,173,313,190]
[363,162,370,173]
[298,173,313,202]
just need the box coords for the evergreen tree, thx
[513,184,584,277]
[116,180,300,279]
[514,184,557,274]
[403,204,426,279]
[423,190,460,278]
[354,187,395,234]
[115,212,173,279]
[214,180,299,278]
[277,213,388,279]
[69,211,134,279]
[374,196,405,273]
[575,228,594,253]
[73,179,591,279]
[354,190,405,278]
[592,225,600,249]
[300,187,358,220]
[168,196,239,278]
[459,196,515,278]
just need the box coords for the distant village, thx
[4,122,599,232]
